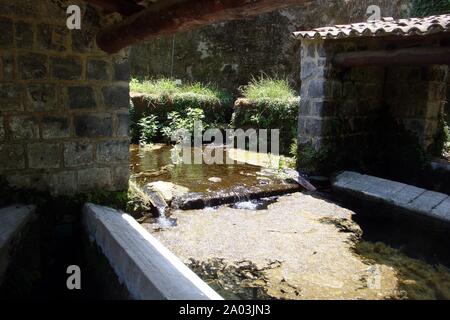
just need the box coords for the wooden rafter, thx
[333,47,450,67]
[96,0,304,53]
[86,0,144,16]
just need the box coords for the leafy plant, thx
[138,115,160,145]
[161,107,206,142]
[129,100,140,144]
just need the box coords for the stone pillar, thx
[0,0,131,195]
[297,39,387,174]
[297,39,342,174]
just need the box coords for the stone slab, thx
[407,191,449,213]
[387,184,426,206]
[332,171,450,225]
[83,203,222,300]
[430,198,450,222]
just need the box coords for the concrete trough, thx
[83,203,223,300]
[0,205,35,285]
[332,171,450,224]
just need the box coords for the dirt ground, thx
[144,192,402,300]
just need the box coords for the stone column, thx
[297,39,342,174]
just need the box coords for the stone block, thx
[102,86,129,110]
[51,171,76,195]
[6,172,51,191]
[303,118,334,137]
[1,53,15,80]
[25,84,57,111]
[0,144,25,170]
[0,17,13,48]
[51,56,82,80]
[71,30,94,53]
[362,178,406,201]
[389,184,424,207]
[9,116,39,140]
[0,84,22,111]
[78,167,112,191]
[0,1,41,17]
[0,117,4,140]
[15,21,33,49]
[97,140,129,163]
[36,23,68,52]
[112,165,130,190]
[114,57,131,81]
[64,142,93,167]
[300,60,316,81]
[311,101,336,117]
[308,80,325,98]
[42,116,70,139]
[28,143,61,169]
[406,191,449,213]
[19,53,48,80]
[87,59,109,80]
[74,114,112,138]
[298,99,311,116]
[117,113,130,137]
[430,197,450,222]
[68,86,96,109]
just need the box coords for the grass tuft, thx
[239,76,297,101]
[130,78,230,104]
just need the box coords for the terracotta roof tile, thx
[293,14,450,40]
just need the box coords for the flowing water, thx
[132,144,450,300]
[130,144,300,210]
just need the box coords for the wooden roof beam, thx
[86,0,145,16]
[333,46,450,67]
[97,0,304,53]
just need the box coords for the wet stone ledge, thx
[332,171,450,225]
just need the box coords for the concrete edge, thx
[0,204,36,284]
[332,171,450,224]
[83,203,223,300]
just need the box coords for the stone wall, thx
[385,65,449,148]
[130,0,410,94]
[0,0,131,195]
[297,36,449,175]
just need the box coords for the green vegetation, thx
[130,78,232,106]
[161,108,206,142]
[130,79,233,144]
[411,0,450,17]
[232,76,300,155]
[239,76,296,102]
[138,115,160,144]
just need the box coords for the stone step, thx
[0,205,35,285]
[332,171,450,224]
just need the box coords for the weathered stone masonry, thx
[298,36,449,174]
[0,0,131,195]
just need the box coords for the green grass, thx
[239,76,297,101]
[130,78,230,104]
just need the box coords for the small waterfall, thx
[142,185,176,228]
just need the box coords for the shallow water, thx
[132,145,450,300]
[130,144,299,200]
